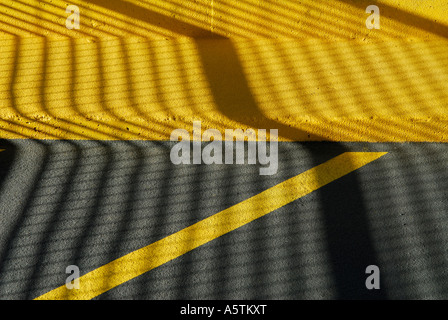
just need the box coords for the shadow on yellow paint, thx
[0,0,445,300]
[0,0,447,141]
[0,37,447,141]
[1,0,447,39]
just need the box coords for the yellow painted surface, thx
[0,1,447,141]
[35,152,387,300]
[1,0,447,40]
[0,38,447,141]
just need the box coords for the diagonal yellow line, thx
[35,152,387,300]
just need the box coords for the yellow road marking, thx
[35,151,387,300]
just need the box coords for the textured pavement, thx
[0,140,448,299]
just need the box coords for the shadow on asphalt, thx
[3,0,448,300]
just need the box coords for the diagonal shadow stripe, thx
[85,0,224,38]
[84,0,448,39]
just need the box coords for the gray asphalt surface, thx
[0,140,447,300]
